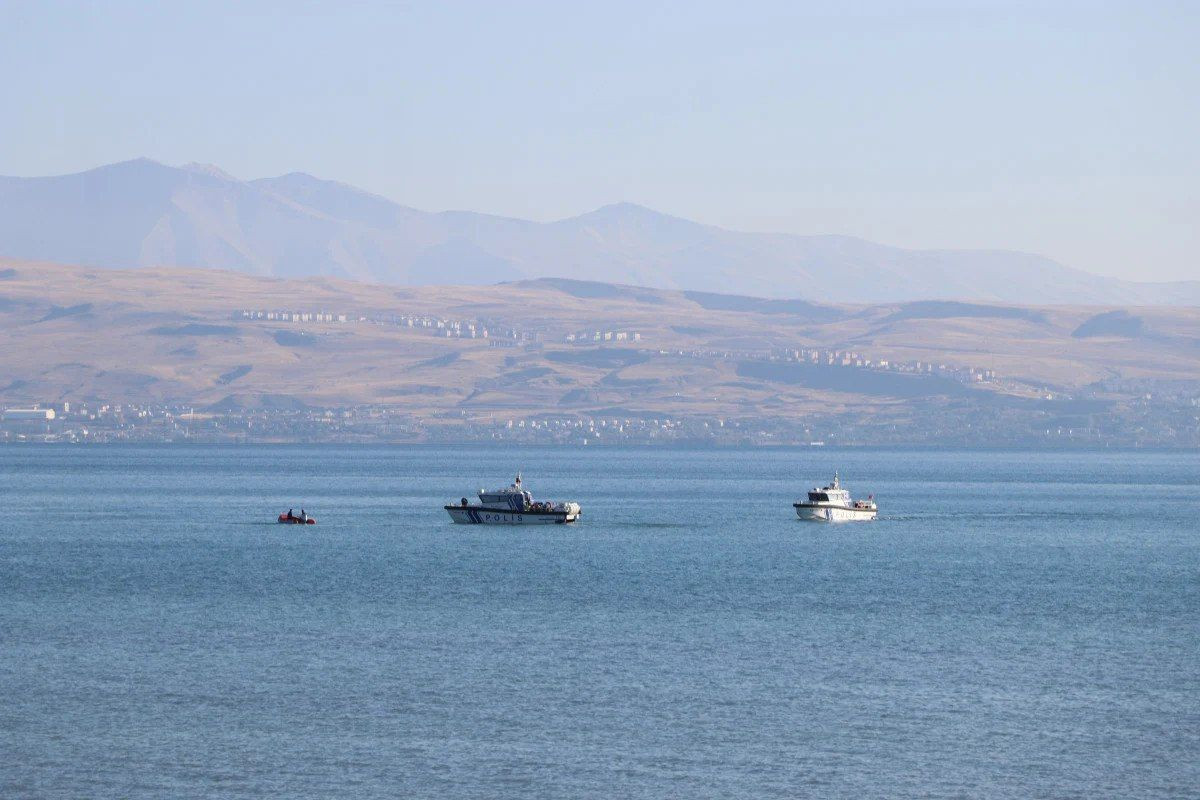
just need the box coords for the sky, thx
[1,0,1197,282]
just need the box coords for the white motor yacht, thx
[794,472,877,522]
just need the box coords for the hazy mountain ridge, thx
[2,159,1197,305]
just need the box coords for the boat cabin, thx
[807,472,851,504]
[477,474,533,510]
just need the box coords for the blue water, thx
[1,446,1197,798]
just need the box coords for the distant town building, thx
[3,408,56,421]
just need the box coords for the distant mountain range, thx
[2,158,1196,305]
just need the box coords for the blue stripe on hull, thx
[445,506,575,524]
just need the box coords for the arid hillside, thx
[1,259,1198,428]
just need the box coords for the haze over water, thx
[2,446,1197,798]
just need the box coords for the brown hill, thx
[1,259,1198,422]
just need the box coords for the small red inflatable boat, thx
[278,514,316,525]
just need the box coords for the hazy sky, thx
[2,1,1197,281]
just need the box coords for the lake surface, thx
[1,446,1197,798]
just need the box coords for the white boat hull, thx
[445,506,579,525]
[795,504,877,522]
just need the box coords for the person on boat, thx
[287,508,294,520]
[300,509,307,522]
